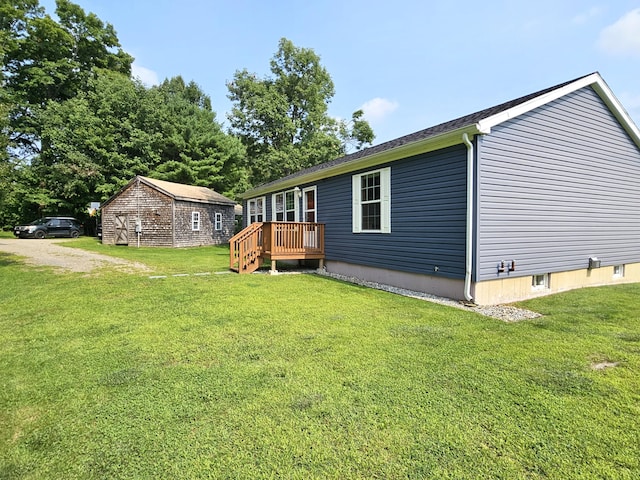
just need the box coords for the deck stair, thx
[230,222,325,273]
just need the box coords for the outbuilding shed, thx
[101,176,236,247]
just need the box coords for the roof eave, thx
[173,195,235,205]
[477,73,640,147]
[241,124,483,199]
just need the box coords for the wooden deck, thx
[230,222,325,273]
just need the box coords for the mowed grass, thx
[64,236,231,274]
[1,242,639,479]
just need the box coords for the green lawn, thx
[1,241,639,479]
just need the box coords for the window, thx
[191,211,200,231]
[303,186,317,222]
[272,190,298,221]
[248,197,265,224]
[613,265,625,278]
[532,273,549,290]
[352,167,391,233]
[215,212,222,231]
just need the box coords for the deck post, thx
[270,260,277,274]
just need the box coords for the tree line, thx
[0,0,374,228]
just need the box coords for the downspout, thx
[462,133,474,303]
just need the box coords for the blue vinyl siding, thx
[476,86,640,280]
[316,145,468,279]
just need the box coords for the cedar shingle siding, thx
[101,176,235,247]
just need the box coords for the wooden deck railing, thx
[229,222,325,274]
[229,222,263,273]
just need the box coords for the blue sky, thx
[40,0,640,145]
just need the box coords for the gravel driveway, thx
[0,238,149,273]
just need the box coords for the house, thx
[234,72,640,305]
[101,176,236,247]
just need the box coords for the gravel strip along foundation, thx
[316,270,541,322]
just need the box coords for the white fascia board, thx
[477,73,640,148]
[242,124,481,198]
[476,73,601,132]
[591,78,640,147]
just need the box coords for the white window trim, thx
[248,196,266,224]
[613,265,625,278]
[214,212,222,231]
[302,186,317,223]
[532,273,549,290]
[352,167,391,233]
[272,189,299,222]
[192,211,200,231]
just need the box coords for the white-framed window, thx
[532,273,549,290]
[248,197,265,224]
[215,212,222,231]
[303,186,317,222]
[613,264,625,278]
[192,211,200,231]
[272,190,298,222]
[352,167,391,233]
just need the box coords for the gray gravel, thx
[0,238,149,273]
[316,270,542,322]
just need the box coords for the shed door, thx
[115,215,128,245]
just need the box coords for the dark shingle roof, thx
[248,73,595,194]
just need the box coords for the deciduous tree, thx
[227,38,374,186]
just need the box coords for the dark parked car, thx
[13,217,84,239]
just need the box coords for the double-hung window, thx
[352,167,391,233]
[272,190,298,222]
[248,197,265,224]
[192,211,200,231]
[214,212,222,231]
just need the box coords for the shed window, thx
[192,212,200,231]
[248,197,265,224]
[352,167,391,233]
[215,212,222,231]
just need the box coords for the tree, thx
[1,0,133,158]
[227,38,374,186]
[1,0,247,225]
[32,71,248,217]
[146,76,248,198]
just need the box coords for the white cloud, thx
[572,6,603,25]
[360,97,399,122]
[132,63,160,86]
[598,9,640,56]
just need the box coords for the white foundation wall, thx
[473,263,640,305]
